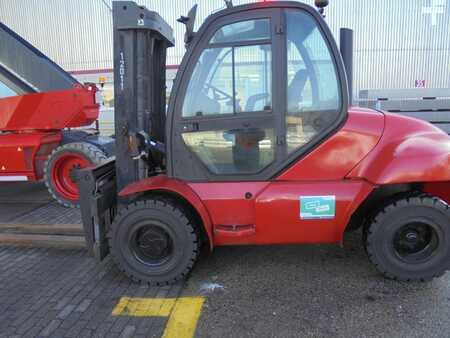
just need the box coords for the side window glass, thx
[182,48,233,117]
[210,19,270,44]
[182,128,275,174]
[182,21,272,118]
[234,45,272,113]
[0,80,17,98]
[286,10,341,155]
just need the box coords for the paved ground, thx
[0,246,183,338]
[184,236,450,338]
[0,182,52,223]
[2,182,450,337]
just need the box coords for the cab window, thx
[285,10,341,154]
[182,19,272,117]
[210,18,270,44]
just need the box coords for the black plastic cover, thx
[75,159,117,260]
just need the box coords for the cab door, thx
[169,9,284,182]
[168,9,284,234]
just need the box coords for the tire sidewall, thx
[110,202,197,284]
[44,143,106,207]
[369,203,450,280]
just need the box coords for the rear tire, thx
[108,199,200,285]
[364,194,450,282]
[44,142,107,208]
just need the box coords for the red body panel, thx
[0,85,99,132]
[189,182,269,228]
[192,180,374,246]
[348,112,450,184]
[253,181,372,245]
[119,108,450,249]
[0,132,61,181]
[278,107,384,181]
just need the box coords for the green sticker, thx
[300,196,336,219]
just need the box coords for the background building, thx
[1,0,449,133]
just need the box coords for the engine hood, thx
[348,111,450,184]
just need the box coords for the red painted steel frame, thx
[0,85,99,132]
[119,108,450,248]
[0,132,61,181]
[0,84,99,181]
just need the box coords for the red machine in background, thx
[0,22,114,207]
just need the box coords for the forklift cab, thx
[78,0,349,264]
[168,2,347,181]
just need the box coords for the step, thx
[0,233,86,249]
[0,223,84,236]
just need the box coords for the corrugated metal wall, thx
[1,0,449,98]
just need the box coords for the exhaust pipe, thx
[340,28,353,106]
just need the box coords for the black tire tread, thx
[107,198,200,286]
[364,193,450,282]
[44,142,107,208]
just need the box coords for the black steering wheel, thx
[204,83,242,111]
[204,83,233,101]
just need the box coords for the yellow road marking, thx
[162,297,205,338]
[112,297,176,317]
[112,296,205,338]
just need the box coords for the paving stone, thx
[75,299,92,312]
[40,319,62,337]
[10,202,81,225]
[119,325,136,338]
[57,304,76,319]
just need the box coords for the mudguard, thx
[119,175,214,249]
[348,112,450,184]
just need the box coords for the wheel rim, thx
[51,153,91,201]
[130,224,174,267]
[393,222,439,263]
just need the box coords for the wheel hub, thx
[405,231,418,243]
[51,153,91,201]
[131,225,174,266]
[393,222,438,262]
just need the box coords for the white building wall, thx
[1,0,449,98]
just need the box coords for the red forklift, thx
[0,22,114,207]
[76,0,450,285]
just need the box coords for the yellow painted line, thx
[162,297,205,338]
[112,296,205,338]
[112,297,176,317]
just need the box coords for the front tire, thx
[364,194,450,282]
[108,199,200,285]
[44,142,107,208]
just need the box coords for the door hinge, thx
[275,24,284,35]
[276,135,286,145]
